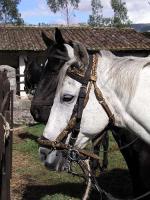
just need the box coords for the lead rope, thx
[79,157,150,200]
[77,158,120,200]
[0,113,11,144]
[82,159,92,200]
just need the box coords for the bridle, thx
[38,54,116,199]
[38,54,115,160]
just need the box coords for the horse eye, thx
[62,94,74,102]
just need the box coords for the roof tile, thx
[0,26,149,51]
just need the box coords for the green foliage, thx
[88,0,103,27]
[0,0,23,24]
[111,0,131,27]
[46,0,80,25]
[88,0,131,28]
[46,0,79,13]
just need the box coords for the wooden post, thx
[0,75,13,200]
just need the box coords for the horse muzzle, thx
[39,146,67,171]
[30,104,50,123]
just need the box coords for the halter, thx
[38,54,115,160]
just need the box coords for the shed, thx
[0,26,150,97]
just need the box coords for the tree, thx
[88,0,103,27]
[46,0,80,25]
[0,0,23,24]
[111,0,131,27]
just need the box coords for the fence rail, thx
[0,70,13,200]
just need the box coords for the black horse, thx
[29,29,150,199]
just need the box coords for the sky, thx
[18,0,150,25]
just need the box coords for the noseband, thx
[38,54,115,161]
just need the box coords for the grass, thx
[14,124,44,157]
[12,124,131,200]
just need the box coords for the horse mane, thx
[100,50,150,106]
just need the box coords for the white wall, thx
[19,55,28,98]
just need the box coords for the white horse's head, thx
[39,29,109,171]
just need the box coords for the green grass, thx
[14,124,44,157]
[13,124,130,200]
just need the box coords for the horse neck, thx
[96,52,116,94]
[96,53,126,127]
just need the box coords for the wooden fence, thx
[0,70,13,200]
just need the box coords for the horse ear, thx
[55,28,65,45]
[72,42,89,66]
[42,32,54,47]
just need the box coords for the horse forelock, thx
[99,51,150,106]
[54,44,77,96]
[44,42,69,72]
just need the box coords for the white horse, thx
[39,29,150,172]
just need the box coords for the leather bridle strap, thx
[67,54,115,125]
[68,54,94,147]
[91,55,115,125]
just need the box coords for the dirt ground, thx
[11,128,30,200]
[10,127,133,200]
[10,127,84,200]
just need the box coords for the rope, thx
[82,159,92,200]
[3,120,10,141]
[96,137,139,154]
[132,191,150,200]
[78,158,150,200]
[0,113,10,144]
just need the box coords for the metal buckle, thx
[68,149,80,162]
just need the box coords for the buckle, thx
[68,149,80,161]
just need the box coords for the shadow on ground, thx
[22,168,133,200]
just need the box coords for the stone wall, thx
[0,65,36,125]
[0,65,16,94]
[13,96,36,125]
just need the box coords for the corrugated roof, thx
[0,26,150,51]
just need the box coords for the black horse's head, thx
[30,28,69,123]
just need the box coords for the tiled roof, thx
[0,26,150,51]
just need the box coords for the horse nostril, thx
[39,149,47,161]
[39,147,52,161]
[39,147,49,161]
